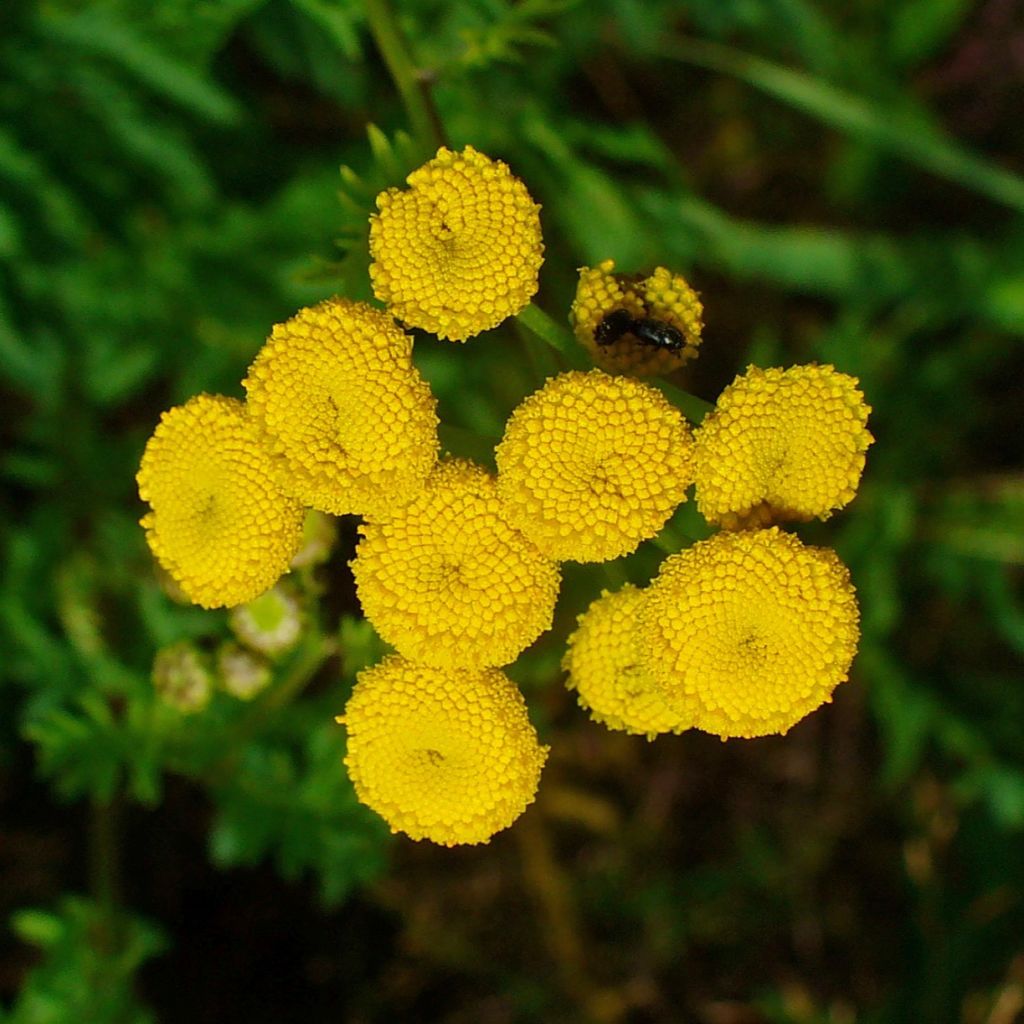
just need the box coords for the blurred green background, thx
[1,0,1023,1021]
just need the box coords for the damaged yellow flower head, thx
[563,585,692,738]
[369,146,543,341]
[496,370,695,562]
[640,528,860,739]
[695,364,873,528]
[243,298,439,518]
[340,655,548,846]
[351,460,561,669]
[571,259,703,377]
[137,394,304,609]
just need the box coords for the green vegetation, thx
[1,0,1021,1020]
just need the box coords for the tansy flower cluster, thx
[137,143,873,846]
[563,363,871,742]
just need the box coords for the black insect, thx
[593,308,634,346]
[594,308,685,353]
[630,316,684,352]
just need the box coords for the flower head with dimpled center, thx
[564,585,692,738]
[369,146,543,341]
[694,364,873,529]
[639,527,860,739]
[496,369,695,562]
[137,394,304,609]
[351,460,561,669]
[243,298,439,518]
[339,655,548,846]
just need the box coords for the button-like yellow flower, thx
[563,585,692,738]
[496,370,696,562]
[137,394,304,609]
[640,528,860,739]
[351,460,560,669]
[570,259,703,376]
[339,655,548,845]
[369,146,543,341]
[243,298,439,518]
[695,364,873,528]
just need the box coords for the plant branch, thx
[205,632,336,784]
[89,794,123,950]
[364,0,446,152]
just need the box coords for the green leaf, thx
[43,8,242,124]
[209,723,390,905]
[290,0,364,60]
[887,0,972,68]
[7,897,165,1024]
[861,646,934,787]
[659,36,1024,214]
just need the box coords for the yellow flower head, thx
[640,528,860,739]
[351,460,560,669]
[563,585,692,738]
[243,298,439,518]
[570,259,703,376]
[137,394,304,609]
[495,370,696,562]
[340,655,548,845]
[695,364,873,528]
[369,146,543,341]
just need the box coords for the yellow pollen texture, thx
[242,298,439,518]
[137,394,304,609]
[495,370,696,562]
[369,146,543,341]
[340,656,549,845]
[695,364,873,528]
[570,259,703,376]
[563,585,692,738]
[639,528,860,739]
[351,460,561,669]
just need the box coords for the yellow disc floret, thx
[495,370,696,562]
[351,460,560,669]
[695,364,873,528]
[243,298,439,518]
[369,146,543,341]
[563,585,692,738]
[137,394,304,608]
[640,528,860,739]
[570,259,703,377]
[340,655,548,845]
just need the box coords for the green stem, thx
[650,502,713,555]
[364,0,445,152]
[89,795,122,949]
[206,633,335,784]
[516,303,578,360]
[600,559,630,588]
[649,528,682,556]
[652,378,715,425]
